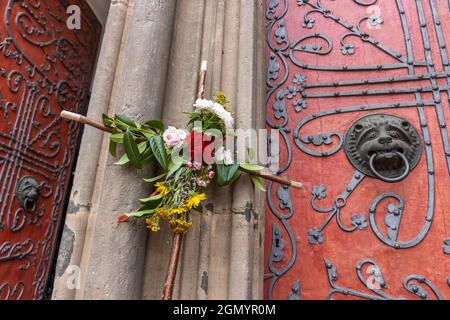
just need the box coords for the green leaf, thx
[167,160,184,179]
[215,165,227,186]
[115,114,137,128]
[139,194,163,204]
[247,147,256,161]
[138,142,148,153]
[216,164,240,187]
[109,140,117,157]
[123,129,142,168]
[251,176,266,192]
[125,209,155,219]
[228,171,241,185]
[102,114,114,127]
[110,133,124,143]
[150,136,169,171]
[174,165,185,182]
[142,132,155,141]
[240,163,265,172]
[139,147,155,166]
[115,153,130,165]
[144,173,167,183]
[144,120,165,132]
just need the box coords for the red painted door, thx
[0,0,101,299]
[265,0,450,300]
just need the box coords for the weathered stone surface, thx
[55,225,75,278]
[81,0,177,300]
[228,0,260,300]
[141,0,206,300]
[52,0,129,300]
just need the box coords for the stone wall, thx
[52,0,266,300]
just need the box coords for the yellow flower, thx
[146,216,160,232]
[156,208,171,219]
[171,207,187,215]
[155,182,169,196]
[214,91,231,112]
[168,216,193,233]
[185,193,206,209]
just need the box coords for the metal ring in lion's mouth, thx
[369,152,410,183]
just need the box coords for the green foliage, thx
[150,136,169,171]
[102,113,163,170]
[125,209,156,219]
[215,164,240,187]
[102,114,114,127]
[251,176,266,192]
[239,163,264,172]
[115,114,137,128]
[115,153,130,166]
[144,173,167,183]
[123,130,142,168]
[139,194,164,205]
[144,120,165,132]
[167,160,184,179]
[109,140,117,157]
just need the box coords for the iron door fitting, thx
[344,114,423,183]
[15,176,41,212]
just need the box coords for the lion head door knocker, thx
[344,114,423,183]
[15,176,41,212]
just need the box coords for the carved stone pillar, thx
[52,0,130,300]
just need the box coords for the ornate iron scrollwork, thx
[444,239,450,255]
[344,114,423,183]
[324,258,444,300]
[266,0,449,299]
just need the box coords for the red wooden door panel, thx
[265,0,450,300]
[0,0,101,299]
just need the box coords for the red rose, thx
[186,130,224,164]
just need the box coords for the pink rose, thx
[208,171,215,179]
[186,161,193,168]
[163,126,186,148]
[193,161,202,171]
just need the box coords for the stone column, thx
[228,0,259,300]
[52,0,130,300]
[205,0,239,300]
[81,0,177,299]
[141,0,206,300]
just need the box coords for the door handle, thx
[344,114,423,183]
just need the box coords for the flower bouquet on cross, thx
[108,91,266,234]
[60,61,302,300]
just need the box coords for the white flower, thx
[194,99,234,130]
[215,146,234,165]
[212,103,234,129]
[194,99,215,110]
[163,126,186,148]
